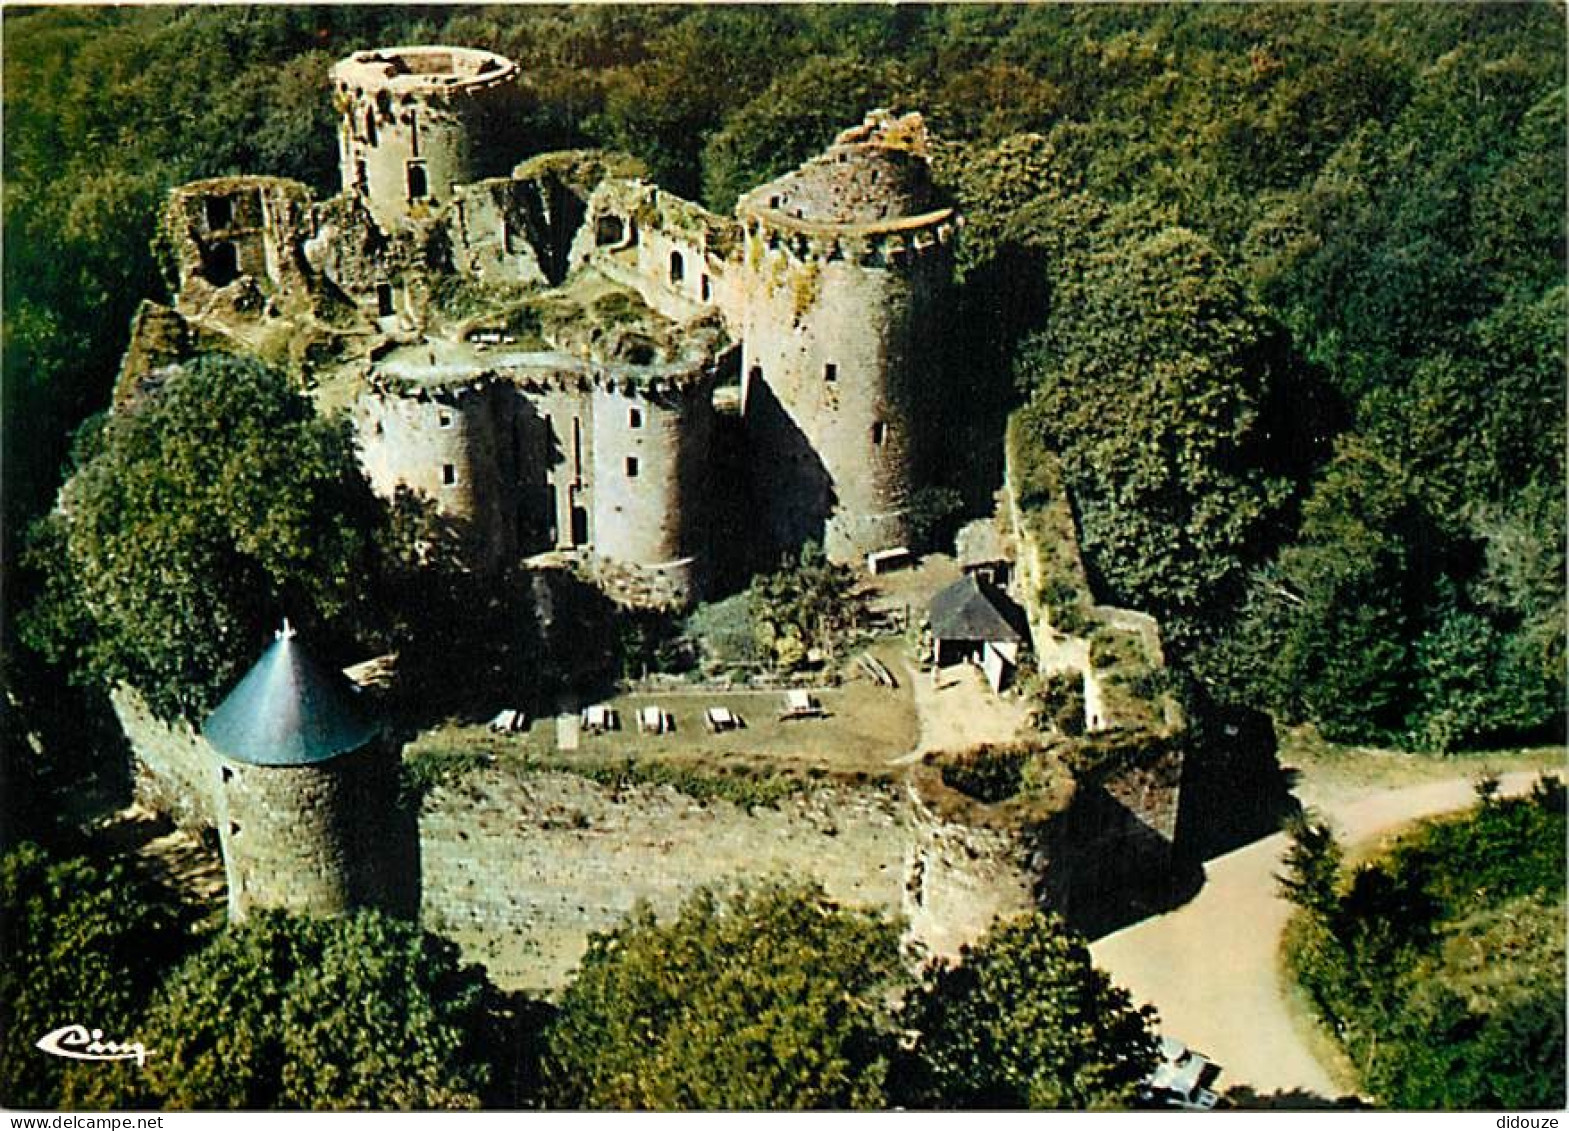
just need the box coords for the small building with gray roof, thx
[928,574,1031,691]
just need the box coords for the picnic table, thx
[779,690,825,720]
[704,706,743,733]
[636,705,672,734]
[581,704,620,733]
[487,708,527,733]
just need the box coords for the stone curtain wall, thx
[118,697,1184,987]
[114,686,219,831]
[901,785,1037,958]
[416,770,916,988]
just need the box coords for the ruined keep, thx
[201,624,406,922]
[120,45,957,608]
[331,46,521,231]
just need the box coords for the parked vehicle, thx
[1142,1036,1222,1110]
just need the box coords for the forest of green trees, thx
[1280,778,1566,1108]
[6,3,1561,765]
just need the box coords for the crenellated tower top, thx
[735,110,957,269]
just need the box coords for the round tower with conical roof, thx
[203,622,401,921]
[735,110,958,564]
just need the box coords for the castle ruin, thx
[123,44,957,607]
[110,44,1187,975]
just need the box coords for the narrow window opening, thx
[442,463,457,486]
[354,158,368,190]
[229,822,241,837]
[700,274,711,302]
[375,283,394,317]
[438,410,453,428]
[363,107,377,145]
[407,162,428,201]
[824,363,838,383]
[872,421,888,446]
[572,417,583,478]
[221,766,234,784]
[769,195,781,209]
[668,250,685,284]
[409,110,419,156]
[206,241,240,287]
[628,408,642,429]
[204,196,233,230]
[626,456,640,478]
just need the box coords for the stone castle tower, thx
[202,623,404,922]
[735,111,958,564]
[330,45,519,230]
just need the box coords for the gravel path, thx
[1089,770,1545,1102]
[892,661,1031,765]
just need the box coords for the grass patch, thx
[536,755,807,811]
[1278,724,1567,797]
[939,745,1027,802]
[400,746,496,806]
[916,742,1077,829]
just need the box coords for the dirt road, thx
[1089,770,1546,1102]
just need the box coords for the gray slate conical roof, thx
[202,625,379,766]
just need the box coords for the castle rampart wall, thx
[165,176,316,320]
[579,181,735,322]
[117,695,1184,990]
[446,178,554,287]
[115,686,219,831]
[417,770,913,989]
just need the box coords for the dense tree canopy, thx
[1282,778,1567,1109]
[116,910,495,1110]
[1013,205,1303,649]
[543,883,906,1110]
[748,543,865,670]
[20,355,384,721]
[0,843,192,1109]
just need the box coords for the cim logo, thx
[35,1025,153,1067]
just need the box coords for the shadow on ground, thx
[1176,704,1301,865]
[1067,704,1302,940]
